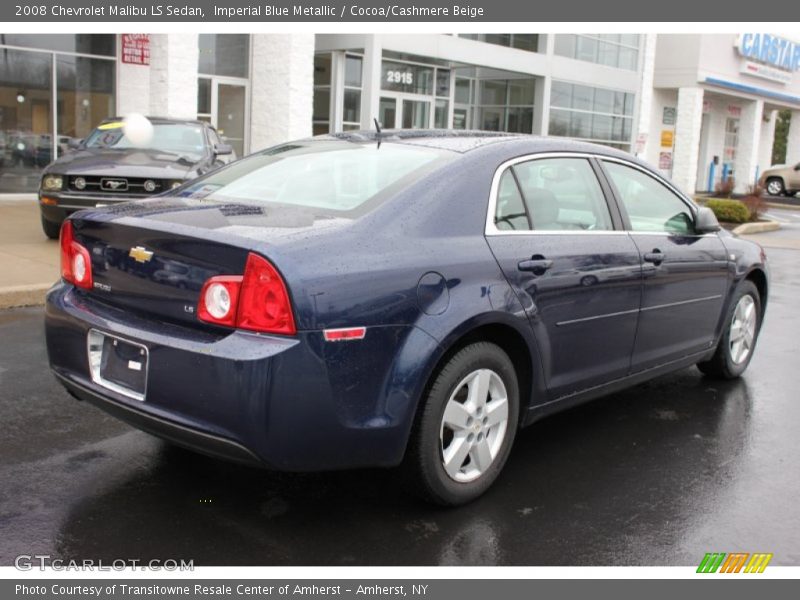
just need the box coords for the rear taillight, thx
[59,221,93,290]
[197,253,296,335]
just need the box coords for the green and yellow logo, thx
[697,552,773,573]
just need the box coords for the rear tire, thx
[404,342,519,506]
[41,215,61,240]
[697,280,761,379]
[765,177,785,196]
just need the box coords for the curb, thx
[732,220,781,235]
[0,284,51,310]
[766,201,800,211]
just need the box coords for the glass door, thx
[401,99,430,129]
[196,76,248,157]
[379,94,432,129]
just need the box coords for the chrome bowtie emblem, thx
[129,246,154,263]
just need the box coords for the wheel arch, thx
[745,266,768,317]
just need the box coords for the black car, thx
[38,117,235,238]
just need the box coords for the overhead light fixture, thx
[16,92,25,104]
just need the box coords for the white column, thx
[634,34,657,159]
[360,35,383,129]
[671,87,705,194]
[250,34,314,151]
[758,109,778,174]
[117,62,150,117]
[148,34,199,119]
[733,99,764,194]
[785,110,800,166]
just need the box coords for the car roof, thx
[99,116,210,127]
[318,129,636,161]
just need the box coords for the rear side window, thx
[603,161,695,234]
[494,170,529,231]
[510,157,613,231]
[177,141,450,213]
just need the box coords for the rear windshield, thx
[173,141,452,213]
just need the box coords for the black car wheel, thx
[765,177,785,196]
[697,280,761,379]
[41,215,62,240]
[405,342,519,505]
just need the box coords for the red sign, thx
[121,34,150,66]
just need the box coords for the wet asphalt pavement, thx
[1,244,799,567]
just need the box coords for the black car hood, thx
[45,148,201,179]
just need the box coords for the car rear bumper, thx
[45,283,424,471]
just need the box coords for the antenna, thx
[374,118,382,149]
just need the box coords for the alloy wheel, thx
[767,179,783,196]
[439,368,509,483]
[729,294,757,365]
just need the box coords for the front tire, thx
[697,280,761,379]
[41,215,61,240]
[405,342,519,506]
[765,177,785,196]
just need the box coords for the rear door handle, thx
[518,258,553,275]
[643,250,666,265]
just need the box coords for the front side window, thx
[510,158,614,231]
[603,161,695,234]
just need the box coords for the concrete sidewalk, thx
[0,199,59,309]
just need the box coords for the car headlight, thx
[41,174,63,191]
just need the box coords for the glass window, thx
[549,81,634,147]
[508,79,535,105]
[0,35,115,56]
[603,161,694,234]
[56,55,115,141]
[512,35,539,52]
[314,54,332,86]
[198,34,249,78]
[344,56,362,87]
[343,89,360,123]
[494,170,529,231]
[554,34,639,71]
[381,61,433,95]
[724,118,739,163]
[197,78,211,115]
[480,107,505,131]
[513,158,613,231]
[434,100,449,128]
[176,143,452,213]
[0,48,53,192]
[455,78,471,104]
[480,80,507,105]
[436,69,451,97]
[459,34,540,53]
[313,89,331,122]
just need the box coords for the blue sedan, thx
[45,131,768,505]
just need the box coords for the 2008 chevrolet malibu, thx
[45,131,768,505]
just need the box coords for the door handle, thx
[518,257,553,275]
[643,250,666,265]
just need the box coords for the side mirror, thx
[214,143,233,156]
[695,206,721,233]
[794,163,800,171]
[67,138,83,150]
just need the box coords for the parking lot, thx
[0,218,798,566]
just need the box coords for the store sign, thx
[380,60,433,95]
[736,33,800,84]
[121,34,150,65]
[659,152,673,170]
[660,130,674,148]
[662,107,676,125]
[727,105,742,118]
[635,133,648,154]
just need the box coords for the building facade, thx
[2,32,799,196]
